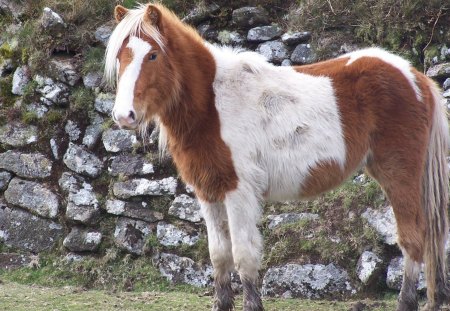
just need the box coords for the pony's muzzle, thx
[113,109,137,129]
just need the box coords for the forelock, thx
[104,4,165,86]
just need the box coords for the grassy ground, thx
[0,281,397,311]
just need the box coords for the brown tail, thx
[422,82,449,306]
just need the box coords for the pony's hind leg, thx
[366,163,426,311]
[224,186,264,311]
[399,252,421,311]
[200,201,235,311]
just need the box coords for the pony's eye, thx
[149,53,157,61]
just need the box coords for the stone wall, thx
[1,2,450,299]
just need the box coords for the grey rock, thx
[50,138,60,160]
[441,45,450,61]
[11,65,30,95]
[113,177,177,199]
[247,25,283,43]
[185,184,195,194]
[362,206,397,245]
[157,253,213,287]
[5,178,59,219]
[106,199,164,223]
[64,253,87,263]
[426,62,450,80]
[0,122,38,147]
[262,263,354,298]
[157,222,200,247]
[58,172,86,193]
[82,113,104,149]
[197,24,218,42]
[63,143,104,178]
[444,78,450,91]
[0,151,52,179]
[168,195,202,222]
[95,93,115,115]
[0,171,12,192]
[356,251,383,285]
[353,173,367,184]
[66,182,100,225]
[217,30,245,46]
[59,172,100,225]
[0,200,63,252]
[182,3,220,25]
[36,76,70,106]
[281,32,312,46]
[291,44,316,64]
[25,102,48,118]
[63,227,102,252]
[266,213,319,230]
[0,0,26,19]
[232,7,270,29]
[443,89,450,98]
[49,57,80,86]
[65,120,81,142]
[281,59,292,66]
[83,72,103,89]
[256,41,289,63]
[108,154,154,177]
[339,43,359,54]
[102,129,138,153]
[114,217,153,255]
[41,7,65,29]
[95,23,113,46]
[386,257,425,291]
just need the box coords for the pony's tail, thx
[422,81,449,306]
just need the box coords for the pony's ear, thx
[145,4,161,26]
[114,5,128,23]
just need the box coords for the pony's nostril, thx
[128,111,136,121]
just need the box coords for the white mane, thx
[104,4,165,86]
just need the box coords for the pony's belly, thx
[262,157,351,202]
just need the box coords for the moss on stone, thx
[21,111,38,125]
[69,87,95,112]
[82,47,105,75]
[0,42,14,60]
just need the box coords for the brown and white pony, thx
[105,3,449,311]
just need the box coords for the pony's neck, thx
[158,21,217,147]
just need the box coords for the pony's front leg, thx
[200,201,235,311]
[224,186,264,311]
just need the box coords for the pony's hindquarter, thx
[366,73,449,311]
[423,82,449,310]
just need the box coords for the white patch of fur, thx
[224,184,263,278]
[113,36,152,121]
[199,200,234,274]
[208,45,347,201]
[341,47,422,101]
[104,4,164,86]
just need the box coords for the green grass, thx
[82,47,105,75]
[70,87,95,111]
[0,281,398,311]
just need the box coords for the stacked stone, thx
[1,3,450,298]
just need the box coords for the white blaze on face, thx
[113,36,152,122]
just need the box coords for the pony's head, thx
[105,4,178,132]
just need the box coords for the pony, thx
[104,3,449,311]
